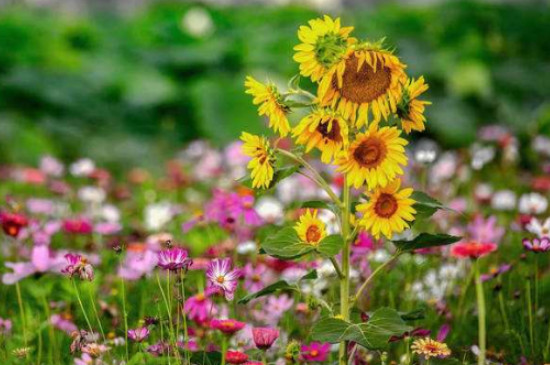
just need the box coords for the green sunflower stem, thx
[338,177,351,365]
[474,259,486,365]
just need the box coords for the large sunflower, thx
[245,76,291,137]
[397,77,431,133]
[293,15,356,83]
[292,109,349,164]
[294,209,326,246]
[356,179,416,239]
[336,124,408,190]
[318,44,407,128]
[240,132,275,189]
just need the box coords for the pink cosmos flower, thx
[210,318,246,335]
[243,263,273,293]
[467,215,504,245]
[94,222,122,235]
[0,317,12,335]
[62,218,93,234]
[128,327,150,343]
[157,247,192,271]
[184,289,218,324]
[450,241,497,259]
[480,263,512,282]
[50,314,77,334]
[301,342,330,362]
[252,327,279,350]
[522,237,550,253]
[61,253,94,281]
[226,350,249,364]
[206,258,241,301]
[118,250,158,280]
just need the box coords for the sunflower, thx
[397,77,431,133]
[335,124,408,190]
[356,179,416,239]
[293,15,356,82]
[292,109,349,164]
[318,44,407,128]
[411,337,451,359]
[240,132,275,189]
[245,76,291,137]
[294,209,326,246]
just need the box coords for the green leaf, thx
[238,165,299,191]
[288,74,301,90]
[301,200,340,215]
[412,191,453,220]
[311,308,411,350]
[316,234,344,257]
[392,233,461,252]
[190,351,222,365]
[261,226,315,259]
[238,280,297,304]
[400,308,426,321]
[300,269,318,281]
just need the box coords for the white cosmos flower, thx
[526,217,550,238]
[144,202,174,231]
[491,190,516,211]
[255,197,284,224]
[70,158,95,177]
[78,186,106,204]
[519,193,548,215]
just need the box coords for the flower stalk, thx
[474,259,486,365]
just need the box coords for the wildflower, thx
[0,211,28,238]
[128,327,150,343]
[206,258,241,301]
[70,158,95,177]
[411,337,451,358]
[398,77,431,133]
[436,324,451,342]
[244,77,290,137]
[144,202,174,231]
[519,193,548,215]
[294,209,327,246]
[292,109,349,164]
[522,237,550,253]
[301,342,330,362]
[480,263,512,282]
[243,263,273,293]
[450,241,497,259]
[147,341,168,357]
[526,217,550,238]
[119,249,158,281]
[157,247,192,271]
[240,132,275,189]
[40,155,64,177]
[293,15,355,82]
[491,190,516,211]
[210,319,246,335]
[336,124,408,190]
[61,253,94,281]
[254,197,284,224]
[318,43,407,127]
[81,343,110,357]
[0,317,12,335]
[226,350,249,364]
[50,313,77,334]
[62,218,93,235]
[467,215,504,245]
[12,347,31,358]
[252,327,279,350]
[389,327,431,342]
[357,179,416,239]
[77,186,106,204]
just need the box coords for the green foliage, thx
[392,233,462,252]
[238,270,317,304]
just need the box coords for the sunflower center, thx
[333,54,392,104]
[353,137,387,168]
[317,120,342,142]
[374,193,398,218]
[315,33,348,68]
[305,225,322,244]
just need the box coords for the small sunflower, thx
[411,337,451,359]
[245,76,291,137]
[292,109,349,164]
[356,179,416,239]
[318,43,407,128]
[295,209,327,246]
[293,15,356,82]
[397,77,431,133]
[240,132,275,189]
[336,124,408,190]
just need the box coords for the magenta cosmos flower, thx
[128,327,150,343]
[62,218,93,234]
[157,247,192,271]
[252,327,279,350]
[301,342,330,362]
[61,253,94,281]
[450,241,497,259]
[206,258,241,300]
[184,288,218,324]
[210,318,245,335]
[225,350,249,364]
[0,211,28,238]
[522,237,550,253]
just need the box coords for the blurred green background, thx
[0,0,549,171]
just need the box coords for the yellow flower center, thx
[216,276,225,284]
[310,350,319,357]
[333,54,392,104]
[374,193,398,218]
[353,137,387,168]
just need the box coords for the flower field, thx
[1,8,550,365]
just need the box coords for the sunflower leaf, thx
[412,191,454,220]
[237,280,297,304]
[392,233,462,252]
[261,226,315,259]
[301,200,340,215]
[317,234,344,257]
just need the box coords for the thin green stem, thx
[498,291,510,333]
[262,351,268,365]
[221,336,228,365]
[353,252,402,303]
[15,282,28,347]
[329,257,345,280]
[181,271,190,365]
[338,177,351,365]
[88,285,105,342]
[276,148,342,206]
[544,311,550,361]
[526,278,535,356]
[120,274,129,361]
[474,259,486,365]
[72,280,94,334]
